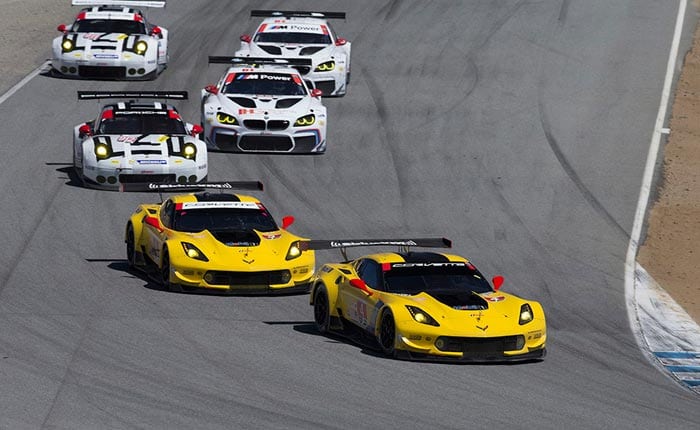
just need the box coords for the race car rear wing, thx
[119,181,264,193]
[72,0,166,8]
[78,91,188,100]
[251,10,346,20]
[208,56,312,68]
[302,238,452,260]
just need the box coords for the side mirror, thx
[190,124,203,136]
[204,84,219,95]
[145,216,163,232]
[492,275,504,291]
[349,278,373,296]
[311,88,323,98]
[240,34,252,43]
[150,26,162,37]
[57,24,67,32]
[335,37,347,46]
[78,124,92,137]
[281,216,295,230]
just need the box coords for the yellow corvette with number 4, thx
[124,182,314,294]
[307,238,546,361]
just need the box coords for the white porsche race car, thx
[235,10,351,97]
[52,0,168,80]
[201,57,327,154]
[73,91,207,189]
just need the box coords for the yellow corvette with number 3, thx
[307,238,546,361]
[124,182,314,294]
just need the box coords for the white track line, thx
[625,0,700,392]
[0,61,50,106]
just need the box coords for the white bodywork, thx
[235,16,351,96]
[201,64,328,153]
[73,101,207,189]
[52,2,168,80]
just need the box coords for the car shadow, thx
[51,164,85,189]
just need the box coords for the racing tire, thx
[313,285,331,334]
[160,248,172,291]
[125,224,136,268]
[378,309,397,357]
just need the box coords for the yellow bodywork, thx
[126,192,314,293]
[311,252,546,361]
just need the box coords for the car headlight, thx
[406,306,440,327]
[183,143,196,159]
[94,143,112,160]
[216,112,238,125]
[182,242,209,262]
[61,38,74,53]
[314,61,335,72]
[285,241,302,260]
[134,40,148,55]
[294,114,315,127]
[519,303,534,325]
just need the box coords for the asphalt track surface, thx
[1,1,699,428]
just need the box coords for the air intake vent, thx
[275,98,302,109]
[299,47,323,56]
[229,97,256,108]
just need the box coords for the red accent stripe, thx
[382,263,392,272]
[321,25,329,35]
[101,109,114,120]
[77,11,86,20]
[225,73,235,84]
[175,203,183,211]
[257,23,267,33]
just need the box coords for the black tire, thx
[378,309,396,356]
[313,285,330,334]
[125,224,136,267]
[160,248,171,291]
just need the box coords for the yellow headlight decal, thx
[315,61,335,72]
[294,114,315,127]
[216,112,238,125]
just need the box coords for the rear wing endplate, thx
[120,181,263,193]
[78,91,187,100]
[208,56,312,67]
[72,0,166,8]
[251,10,345,20]
[303,238,452,260]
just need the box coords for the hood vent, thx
[229,97,256,108]
[299,47,324,56]
[211,230,261,247]
[429,291,489,310]
[275,98,302,109]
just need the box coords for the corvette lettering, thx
[392,262,465,268]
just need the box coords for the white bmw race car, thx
[201,57,328,154]
[52,1,168,80]
[73,91,207,189]
[235,10,351,97]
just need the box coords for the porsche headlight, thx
[519,303,534,325]
[61,38,74,53]
[314,61,335,72]
[406,306,440,327]
[94,143,111,160]
[285,241,302,260]
[294,114,315,127]
[216,112,238,125]
[183,143,197,159]
[182,242,209,262]
[134,40,148,55]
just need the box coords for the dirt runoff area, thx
[0,1,697,323]
[638,15,700,325]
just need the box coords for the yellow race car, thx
[124,182,314,294]
[307,239,546,361]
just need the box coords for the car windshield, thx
[173,208,278,233]
[222,72,307,96]
[72,19,146,35]
[383,263,493,295]
[255,32,332,45]
[98,113,187,135]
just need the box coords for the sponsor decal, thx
[476,325,488,331]
[235,73,292,81]
[484,295,505,302]
[198,164,207,170]
[136,160,166,164]
[262,233,282,240]
[392,262,465,268]
[117,135,138,143]
[238,108,256,115]
[93,53,119,59]
[82,33,101,40]
[329,240,418,248]
[180,201,260,210]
